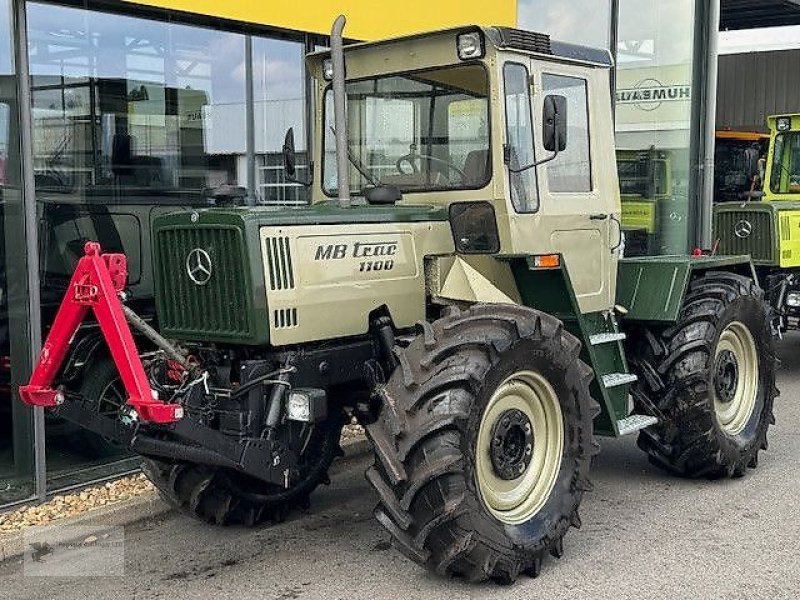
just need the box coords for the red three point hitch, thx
[19,242,183,424]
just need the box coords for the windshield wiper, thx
[329,126,381,188]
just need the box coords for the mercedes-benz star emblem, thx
[734,219,753,239]
[186,248,212,285]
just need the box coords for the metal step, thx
[617,414,659,436]
[601,372,638,388]
[589,332,627,346]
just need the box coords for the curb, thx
[0,434,370,563]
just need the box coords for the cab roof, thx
[308,25,613,69]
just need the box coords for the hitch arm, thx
[19,242,183,424]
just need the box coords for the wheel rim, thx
[713,321,759,435]
[476,370,564,525]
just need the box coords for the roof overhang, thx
[721,0,800,30]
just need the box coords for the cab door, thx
[502,59,619,314]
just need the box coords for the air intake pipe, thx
[331,15,351,209]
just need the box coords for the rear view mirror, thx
[543,95,567,152]
[283,127,296,177]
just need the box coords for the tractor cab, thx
[764,114,800,199]
[296,26,621,315]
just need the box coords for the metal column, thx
[12,0,47,500]
[688,0,721,249]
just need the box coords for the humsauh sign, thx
[616,79,691,112]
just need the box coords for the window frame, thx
[541,72,594,194]
[320,61,493,198]
[502,60,540,214]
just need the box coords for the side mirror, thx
[283,127,296,178]
[758,157,766,185]
[543,95,567,152]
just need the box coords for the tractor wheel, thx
[632,271,777,478]
[141,413,345,526]
[365,304,598,583]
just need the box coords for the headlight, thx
[786,292,800,308]
[322,58,334,81]
[457,31,485,60]
[777,116,792,132]
[286,388,328,423]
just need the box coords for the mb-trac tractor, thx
[21,18,777,584]
[714,114,800,332]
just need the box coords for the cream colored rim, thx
[714,321,759,436]
[476,370,564,525]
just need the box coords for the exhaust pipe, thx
[331,15,351,209]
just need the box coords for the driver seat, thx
[462,149,489,187]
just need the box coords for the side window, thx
[503,63,538,212]
[542,74,592,193]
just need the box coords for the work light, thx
[777,116,792,132]
[323,58,334,80]
[457,31,485,60]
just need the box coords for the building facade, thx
[0,0,717,507]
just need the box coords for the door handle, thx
[589,213,608,220]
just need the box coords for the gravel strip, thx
[0,474,155,534]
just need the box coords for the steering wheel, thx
[396,152,466,181]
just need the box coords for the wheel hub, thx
[714,349,739,404]
[489,409,534,480]
[713,321,759,436]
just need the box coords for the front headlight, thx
[322,58,334,81]
[786,292,800,308]
[457,31,485,60]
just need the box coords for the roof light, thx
[457,31,485,60]
[777,116,792,132]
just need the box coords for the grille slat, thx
[265,236,295,291]
[715,210,774,263]
[156,226,251,340]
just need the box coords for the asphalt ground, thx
[2,334,799,599]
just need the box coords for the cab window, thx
[542,74,592,193]
[770,133,800,194]
[503,62,538,212]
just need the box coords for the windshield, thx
[770,132,800,194]
[323,64,490,196]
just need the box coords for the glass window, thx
[25,2,252,490]
[323,64,490,196]
[27,4,247,200]
[518,0,612,50]
[770,133,800,195]
[614,0,696,256]
[503,62,538,212]
[251,38,307,205]
[542,73,592,193]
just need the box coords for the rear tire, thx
[142,414,345,526]
[365,304,598,583]
[630,271,777,478]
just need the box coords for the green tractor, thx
[714,114,800,332]
[24,19,777,583]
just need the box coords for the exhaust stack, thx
[331,15,351,209]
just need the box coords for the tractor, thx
[21,18,777,584]
[714,114,800,333]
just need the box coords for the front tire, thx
[365,304,598,583]
[631,271,777,478]
[142,414,345,526]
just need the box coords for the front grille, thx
[714,210,774,263]
[155,225,252,340]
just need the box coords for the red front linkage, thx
[19,242,183,424]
